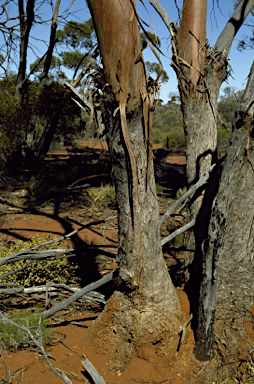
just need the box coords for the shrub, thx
[0,236,78,287]
[0,310,53,351]
[163,126,186,149]
[217,129,231,142]
[83,184,116,209]
[156,183,164,196]
[175,186,188,200]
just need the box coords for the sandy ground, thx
[0,142,211,384]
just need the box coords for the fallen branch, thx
[0,283,106,303]
[0,311,73,384]
[0,247,74,267]
[161,208,210,246]
[160,163,216,227]
[0,216,117,268]
[42,272,115,319]
[180,313,193,345]
[161,219,195,246]
[82,357,106,384]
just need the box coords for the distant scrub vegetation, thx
[152,86,238,152]
[0,74,240,175]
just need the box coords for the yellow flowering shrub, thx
[0,236,78,287]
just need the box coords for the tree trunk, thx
[82,0,182,368]
[150,0,254,364]
[172,34,228,218]
[195,63,254,362]
[83,105,182,368]
[15,0,35,97]
[40,0,61,81]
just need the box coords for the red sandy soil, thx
[0,291,200,384]
[0,142,213,384]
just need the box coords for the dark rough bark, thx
[40,0,61,81]
[150,0,254,363]
[195,64,254,361]
[15,0,35,97]
[171,0,254,361]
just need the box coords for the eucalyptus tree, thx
[150,0,254,361]
[82,0,182,367]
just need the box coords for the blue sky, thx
[1,0,253,102]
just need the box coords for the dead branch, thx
[64,81,92,113]
[149,0,175,37]
[64,81,106,136]
[0,282,106,303]
[160,163,216,227]
[161,207,211,246]
[42,272,115,319]
[0,247,74,267]
[72,47,100,88]
[82,357,106,384]
[0,311,73,384]
[161,219,195,247]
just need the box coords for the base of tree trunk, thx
[82,290,183,370]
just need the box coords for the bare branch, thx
[149,0,175,37]
[72,47,99,88]
[161,219,195,246]
[240,60,254,114]
[214,0,254,53]
[64,81,92,112]
[82,358,106,384]
[160,163,216,227]
[40,0,61,80]
[0,247,74,267]
[161,208,210,246]
[42,272,115,319]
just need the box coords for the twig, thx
[82,357,106,384]
[0,311,73,384]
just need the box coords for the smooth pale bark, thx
[195,63,254,361]
[177,0,207,85]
